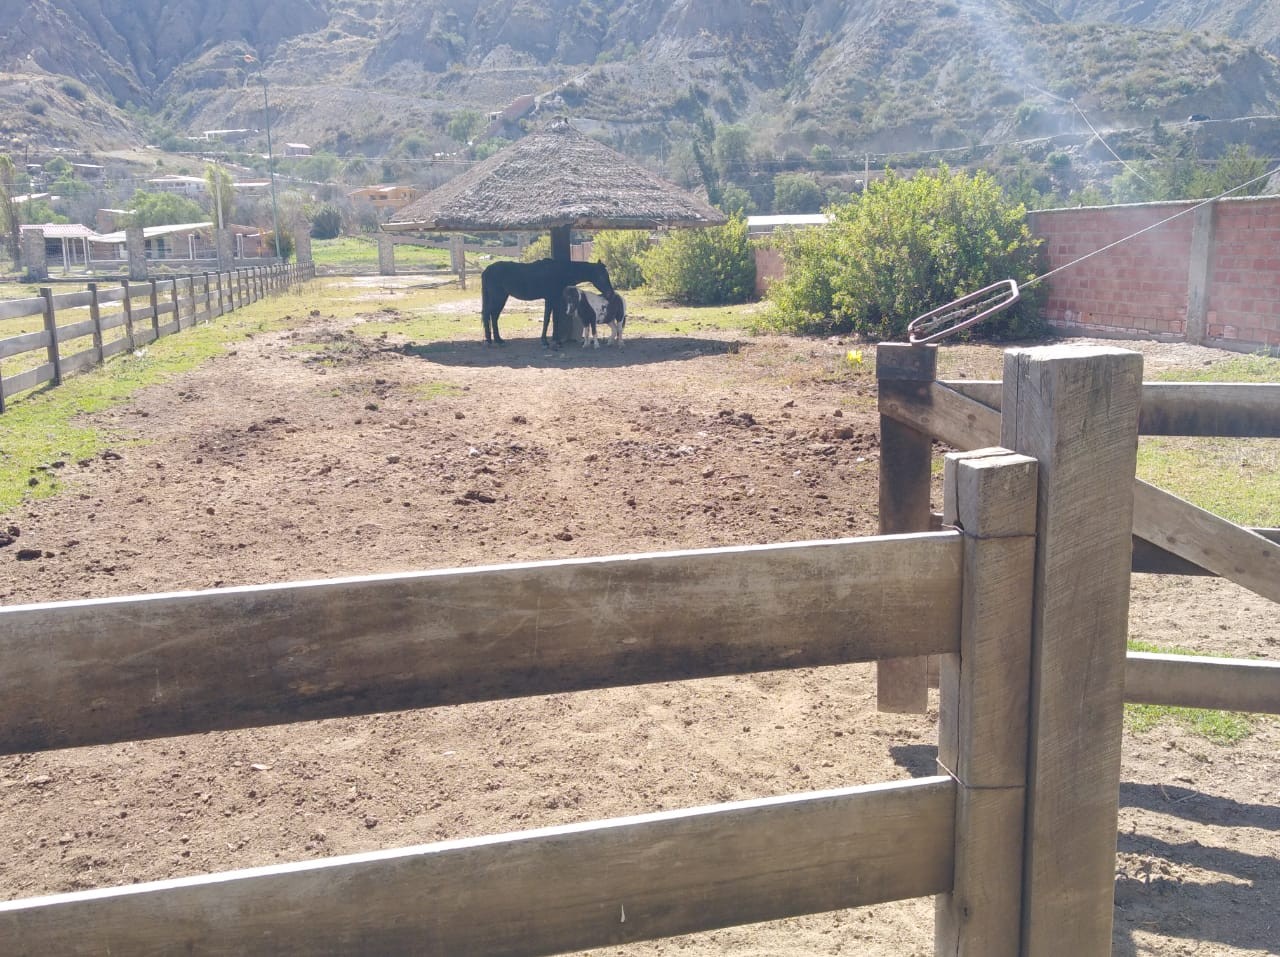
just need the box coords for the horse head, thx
[588,260,615,297]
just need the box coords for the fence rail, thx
[0,438,1047,956]
[0,262,315,412]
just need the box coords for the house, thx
[200,129,258,143]
[147,174,208,197]
[284,143,312,157]
[20,223,98,267]
[348,184,421,213]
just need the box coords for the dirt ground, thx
[1,283,1277,956]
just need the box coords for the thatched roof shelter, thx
[383,117,727,237]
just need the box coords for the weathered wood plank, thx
[53,291,94,309]
[102,337,132,360]
[96,287,126,305]
[0,777,954,957]
[936,449,1037,957]
[57,317,96,341]
[1140,383,1280,437]
[1131,479,1280,603]
[1001,345,1142,957]
[97,311,126,333]
[1132,528,1280,575]
[0,297,45,321]
[939,380,1280,438]
[1125,652,1280,714]
[1,363,55,396]
[0,533,962,755]
[877,343,938,714]
[0,330,50,360]
[59,348,98,375]
[879,381,1001,450]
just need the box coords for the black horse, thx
[480,259,614,347]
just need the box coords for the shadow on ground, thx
[392,335,749,369]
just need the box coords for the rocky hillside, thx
[2,0,1279,170]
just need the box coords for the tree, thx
[309,203,343,239]
[126,190,207,228]
[447,109,485,145]
[718,185,756,216]
[0,154,20,263]
[638,215,755,305]
[764,166,1044,341]
[713,124,752,180]
[772,173,824,213]
[205,165,235,227]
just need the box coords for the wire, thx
[1024,162,1280,289]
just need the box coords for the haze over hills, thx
[3,0,1280,190]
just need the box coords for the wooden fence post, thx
[876,342,938,712]
[936,448,1038,956]
[118,280,135,351]
[1000,345,1142,956]
[88,282,105,364]
[202,272,211,322]
[148,280,160,341]
[170,278,180,333]
[38,287,62,386]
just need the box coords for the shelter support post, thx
[1000,345,1141,956]
[378,234,396,276]
[550,225,572,343]
[876,343,937,712]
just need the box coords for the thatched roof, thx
[383,118,728,233]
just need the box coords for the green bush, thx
[764,166,1044,340]
[521,235,552,262]
[309,204,343,239]
[591,230,651,289]
[639,214,755,305]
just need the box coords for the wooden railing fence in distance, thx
[1,446,1054,956]
[0,262,314,412]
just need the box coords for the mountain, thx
[2,0,1279,182]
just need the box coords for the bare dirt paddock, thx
[1,288,1277,955]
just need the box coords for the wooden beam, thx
[939,380,1280,438]
[1131,479,1280,604]
[0,534,962,755]
[0,330,49,361]
[0,297,46,321]
[880,381,1002,450]
[876,343,938,713]
[1001,345,1142,957]
[0,777,955,957]
[936,449,1038,957]
[1125,652,1280,715]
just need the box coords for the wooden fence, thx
[876,343,1280,955]
[0,262,315,412]
[0,345,1171,955]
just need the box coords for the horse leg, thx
[541,300,554,348]
[485,293,508,345]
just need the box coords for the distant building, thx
[147,174,208,197]
[348,184,421,212]
[200,129,258,143]
[284,143,312,157]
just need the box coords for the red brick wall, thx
[1029,196,1280,352]
[1204,201,1280,347]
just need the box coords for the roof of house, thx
[20,223,97,240]
[95,222,214,243]
[384,117,726,233]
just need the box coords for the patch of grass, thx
[1137,436,1280,527]
[414,381,464,400]
[1136,349,1279,527]
[1149,352,1280,383]
[1124,639,1258,745]
[312,236,453,272]
[0,297,301,509]
[624,291,760,334]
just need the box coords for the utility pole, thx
[244,53,283,261]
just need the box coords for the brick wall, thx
[1029,196,1280,353]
